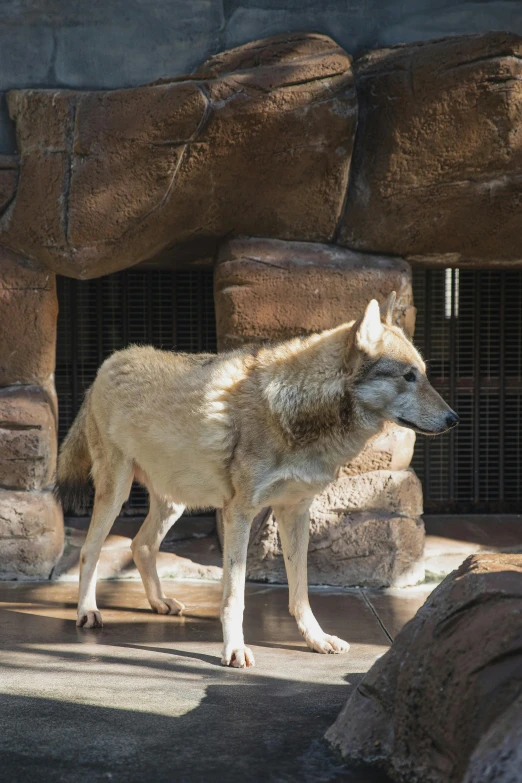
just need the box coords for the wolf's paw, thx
[77,609,103,628]
[221,645,255,668]
[305,633,350,654]
[150,597,185,616]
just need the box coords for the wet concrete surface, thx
[0,581,429,782]
[424,514,522,580]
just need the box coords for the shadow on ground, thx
[0,685,390,783]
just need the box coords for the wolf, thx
[55,293,458,667]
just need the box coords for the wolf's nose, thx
[446,412,460,428]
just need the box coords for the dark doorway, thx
[55,268,217,513]
[411,268,522,513]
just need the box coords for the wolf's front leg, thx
[220,502,255,668]
[274,501,350,655]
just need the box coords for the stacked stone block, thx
[0,248,63,578]
[214,237,424,588]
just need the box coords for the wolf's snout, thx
[446,411,460,429]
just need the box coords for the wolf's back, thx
[54,390,93,513]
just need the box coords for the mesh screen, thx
[56,269,217,512]
[411,269,522,512]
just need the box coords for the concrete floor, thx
[0,580,431,783]
[5,512,517,781]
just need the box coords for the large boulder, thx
[221,470,424,588]
[338,32,522,265]
[0,489,64,579]
[326,554,522,783]
[1,33,356,278]
[462,696,522,783]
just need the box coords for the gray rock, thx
[462,696,522,783]
[326,554,522,783]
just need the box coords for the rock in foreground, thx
[326,554,522,783]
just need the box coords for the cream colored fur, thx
[55,295,457,667]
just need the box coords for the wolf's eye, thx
[403,371,416,382]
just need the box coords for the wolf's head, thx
[350,294,459,436]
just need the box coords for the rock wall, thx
[0,249,63,579]
[2,31,522,277]
[2,29,522,579]
[326,554,522,783]
[338,33,522,266]
[1,1,522,153]
[1,34,356,278]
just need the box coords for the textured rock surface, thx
[339,32,522,265]
[462,695,522,783]
[326,554,522,783]
[0,249,57,385]
[0,489,64,579]
[0,250,61,576]
[0,155,17,214]
[341,422,416,476]
[0,386,57,491]
[215,237,415,350]
[244,471,425,588]
[1,33,356,278]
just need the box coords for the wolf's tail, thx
[54,390,93,513]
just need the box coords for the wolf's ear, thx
[382,291,396,326]
[355,299,383,354]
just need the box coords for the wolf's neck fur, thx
[257,325,382,464]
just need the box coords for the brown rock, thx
[0,385,57,491]
[0,249,57,385]
[339,32,522,265]
[2,33,356,278]
[244,471,425,588]
[214,237,414,350]
[326,554,522,783]
[0,489,64,579]
[0,384,56,429]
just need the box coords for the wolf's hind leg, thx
[274,501,350,655]
[77,451,133,629]
[131,494,186,615]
